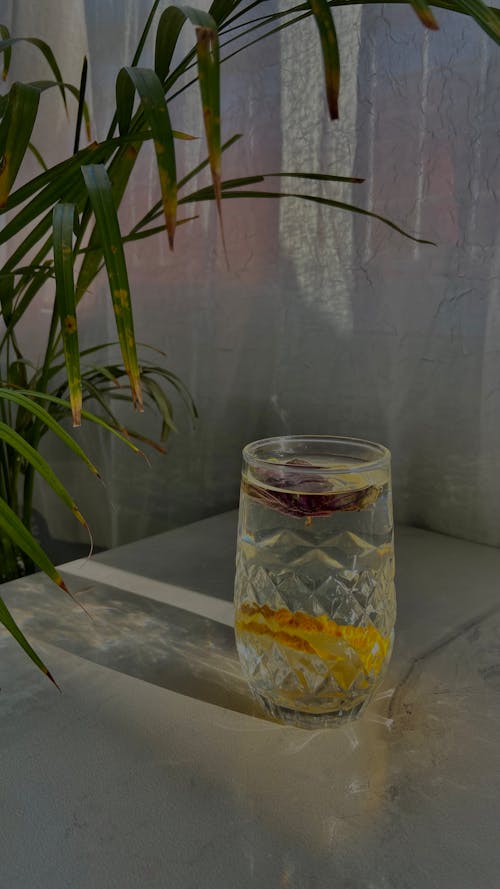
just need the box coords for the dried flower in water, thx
[241,473,381,519]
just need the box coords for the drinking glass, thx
[234,435,396,728]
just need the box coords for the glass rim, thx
[242,434,390,474]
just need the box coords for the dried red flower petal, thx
[241,475,381,518]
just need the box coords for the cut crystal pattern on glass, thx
[234,437,396,728]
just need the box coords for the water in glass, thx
[234,443,396,728]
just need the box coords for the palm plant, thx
[1,0,498,682]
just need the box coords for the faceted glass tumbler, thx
[234,435,396,728]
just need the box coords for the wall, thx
[2,1,500,551]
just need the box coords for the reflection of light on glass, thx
[278,6,362,335]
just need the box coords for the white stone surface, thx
[1,512,499,888]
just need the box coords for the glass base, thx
[255,693,366,729]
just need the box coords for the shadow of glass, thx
[5,573,262,719]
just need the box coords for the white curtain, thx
[3,1,500,551]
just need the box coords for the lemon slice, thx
[236,603,389,690]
